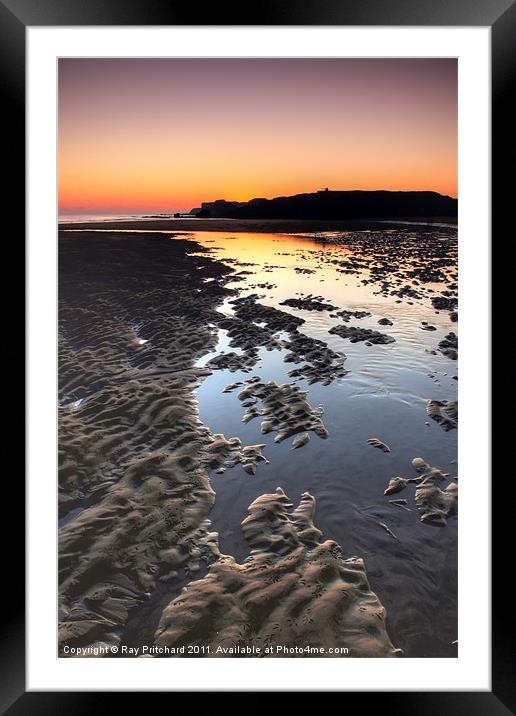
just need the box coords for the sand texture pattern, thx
[382,458,458,528]
[59,233,235,652]
[58,231,399,657]
[155,488,402,658]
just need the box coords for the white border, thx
[27,27,490,691]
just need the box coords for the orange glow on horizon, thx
[58,59,457,214]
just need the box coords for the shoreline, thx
[58,226,457,658]
[58,230,401,658]
[58,216,457,233]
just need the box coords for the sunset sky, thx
[58,58,457,215]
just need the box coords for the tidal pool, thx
[192,229,458,658]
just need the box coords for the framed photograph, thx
[5,0,512,708]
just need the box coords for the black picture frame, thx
[4,0,513,710]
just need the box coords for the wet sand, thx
[59,216,457,233]
[58,223,457,658]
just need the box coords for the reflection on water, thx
[192,230,458,658]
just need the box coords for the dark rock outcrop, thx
[196,190,457,221]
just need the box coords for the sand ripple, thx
[155,488,401,658]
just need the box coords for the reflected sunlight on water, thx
[192,230,458,658]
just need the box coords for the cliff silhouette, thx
[197,190,457,220]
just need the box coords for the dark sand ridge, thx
[383,458,458,528]
[237,379,329,446]
[426,399,458,431]
[155,488,402,658]
[329,324,396,345]
[206,292,350,384]
[58,230,400,656]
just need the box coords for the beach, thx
[60,216,458,233]
[58,222,458,658]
